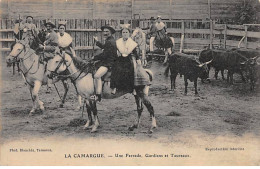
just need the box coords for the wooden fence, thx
[1,19,259,59]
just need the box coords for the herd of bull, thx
[164,48,260,94]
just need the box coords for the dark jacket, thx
[93,36,117,68]
[43,30,58,58]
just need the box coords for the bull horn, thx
[205,59,213,65]
[198,63,205,67]
[251,56,259,60]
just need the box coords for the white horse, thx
[47,53,157,133]
[5,40,79,115]
[132,27,147,66]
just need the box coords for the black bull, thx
[199,49,260,90]
[164,53,211,95]
[199,49,251,83]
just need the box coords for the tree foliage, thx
[234,0,260,24]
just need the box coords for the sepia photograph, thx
[0,0,259,166]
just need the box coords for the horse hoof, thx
[90,126,98,133]
[128,127,134,131]
[76,106,82,111]
[128,125,137,131]
[147,129,153,134]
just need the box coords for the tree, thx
[234,0,260,24]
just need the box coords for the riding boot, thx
[96,94,101,102]
[95,78,102,102]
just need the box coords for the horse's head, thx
[6,40,28,65]
[46,53,71,79]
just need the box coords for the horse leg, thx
[72,81,82,111]
[17,62,20,73]
[221,69,225,80]
[184,76,188,95]
[129,95,143,131]
[141,49,147,67]
[12,62,15,75]
[194,78,198,95]
[59,80,69,108]
[90,101,99,133]
[137,87,157,134]
[83,100,94,129]
[29,81,43,115]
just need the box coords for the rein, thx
[48,55,87,82]
[12,45,41,76]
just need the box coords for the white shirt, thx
[57,32,73,48]
[116,38,137,57]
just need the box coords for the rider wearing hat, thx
[155,16,167,35]
[39,20,58,60]
[92,24,117,102]
[22,16,39,47]
[39,20,59,93]
[147,17,157,52]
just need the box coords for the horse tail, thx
[164,65,170,77]
[145,69,153,82]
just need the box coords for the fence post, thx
[180,20,185,52]
[209,20,213,49]
[244,25,248,49]
[224,24,227,49]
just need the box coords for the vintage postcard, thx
[0,0,259,166]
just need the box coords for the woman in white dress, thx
[57,20,75,57]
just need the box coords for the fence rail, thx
[1,19,259,59]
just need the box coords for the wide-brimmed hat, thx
[150,17,156,21]
[44,20,56,28]
[26,16,33,20]
[101,25,116,34]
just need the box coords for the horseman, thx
[22,16,39,48]
[39,20,59,93]
[146,17,157,53]
[57,20,75,57]
[13,18,24,41]
[92,25,118,102]
[155,16,173,64]
[39,20,58,61]
[155,16,167,38]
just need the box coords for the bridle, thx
[47,53,82,81]
[9,43,37,75]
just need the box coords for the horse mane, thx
[71,56,95,73]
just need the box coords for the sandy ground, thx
[1,59,259,165]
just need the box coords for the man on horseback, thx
[147,17,157,53]
[155,16,173,64]
[39,20,59,93]
[92,25,117,102]
[22,16,39,48]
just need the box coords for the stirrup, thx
[90,95,97,101]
